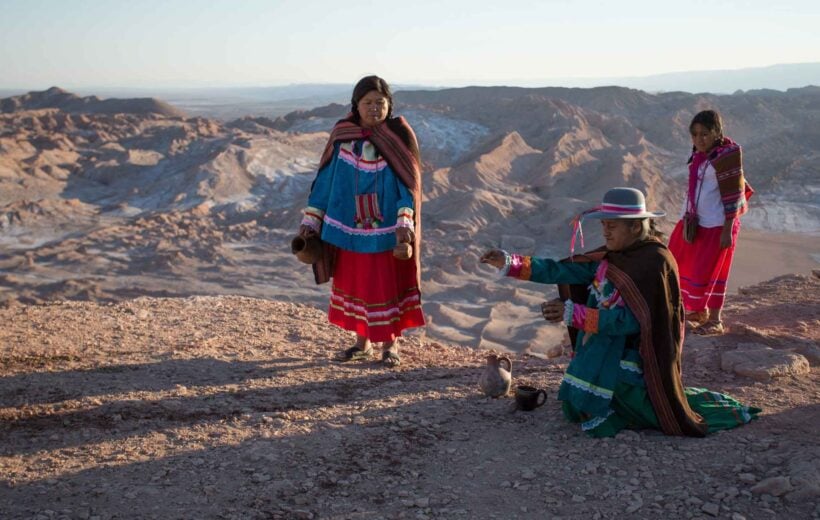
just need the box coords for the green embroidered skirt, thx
[562,383,762,438]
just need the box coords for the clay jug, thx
[478,353,512,398]
[291,235,322,264]
[393,242,413,260]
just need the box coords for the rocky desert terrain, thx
[1,271,818,520]
[1,86,819,518]
[2,86,820,351]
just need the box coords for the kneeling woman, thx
[481,187,760,437]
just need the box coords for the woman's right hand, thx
[299,224,317,237]
[540,298,564,323]
[480,249,506,269]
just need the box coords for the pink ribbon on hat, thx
[569,202,647,256]
[598,203,645,214]
[569,207,599,256]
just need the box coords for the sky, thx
[1,0,819,89]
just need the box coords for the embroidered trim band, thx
[584,308,600,334]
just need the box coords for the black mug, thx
[515,385,547,411]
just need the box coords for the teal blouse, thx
[503,254,645,421]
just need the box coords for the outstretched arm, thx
[480,249,597,285]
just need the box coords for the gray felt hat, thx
[582,187,666,220]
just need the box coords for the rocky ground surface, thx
[1,272,818,520]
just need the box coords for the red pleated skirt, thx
[668,219,740,312]
[328,249,425,342]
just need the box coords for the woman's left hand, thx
[299,224,317,237]
[396,227,414,245]
[719,220,735,249]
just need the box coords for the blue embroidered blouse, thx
[302,140,415,253]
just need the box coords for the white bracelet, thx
[497,250,512,276]
[563,300,574,327]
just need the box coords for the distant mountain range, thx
[267,83,820,234]
[0,86,185,118]
[1,62,817,120]
[2,83,818,239]
[526,62,820,94]
[1,85,818,345]
[3,82,819,223]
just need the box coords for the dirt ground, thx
[1,274,818,520]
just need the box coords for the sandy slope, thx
[1,202,817,360]
[0,273,818,520]
[731,229,820,292]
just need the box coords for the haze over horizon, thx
[2,0,819,91]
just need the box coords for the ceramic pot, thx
[291,235,322,264]
[478,353,512,398]
[393,242,413,260]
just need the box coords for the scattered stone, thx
[720,344,810,381]
[738,473,757,484]
[793,341,820,366]
[701,502,720,516]
[252,473,271,483]
[784,454,820,502]
[751,477,793,497]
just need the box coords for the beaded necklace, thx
[589,260,624,309]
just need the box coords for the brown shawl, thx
[309,116,423,286]
[559,239,708,437]
[708,138,753,219]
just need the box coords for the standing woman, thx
[297,75,425,366]
[668,110,753,335]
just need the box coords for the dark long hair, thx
[348,75,420,164]
[688,109,724,160]
[648,219,666,242]
[689,109,723,138]
[350,75,393,123]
